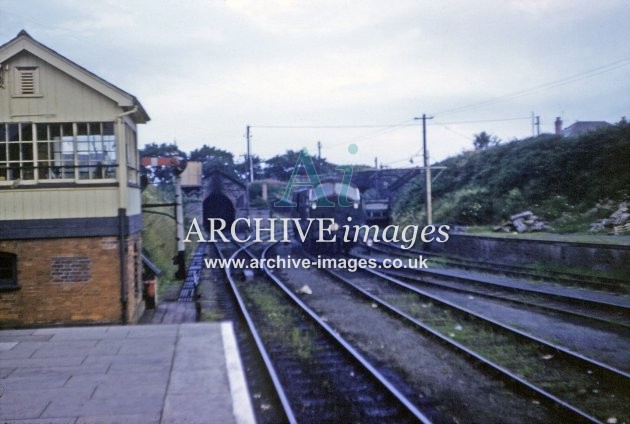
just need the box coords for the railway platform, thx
[0,322,255,424]
[139,301,198,324]
[422,266,630,307]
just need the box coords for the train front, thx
[306,179,363,254]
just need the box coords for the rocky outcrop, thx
[589,202,630,234]
[494,211,552,233]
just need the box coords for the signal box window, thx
[0,121,116,183]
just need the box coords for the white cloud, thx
[224,0,418,36]
[0,0,628,165]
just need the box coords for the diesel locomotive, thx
[291,178,364,254]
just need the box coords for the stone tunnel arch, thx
[203,192,236,232]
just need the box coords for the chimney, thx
[554,117,563,135]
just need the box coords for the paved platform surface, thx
[427,266,630,307]
[0,323,255,424]
[139,301,198,324]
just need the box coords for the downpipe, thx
[118,208,128,324]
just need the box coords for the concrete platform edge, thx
[221,321,256,424]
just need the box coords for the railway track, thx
[196,235,627,422]
[371,241,630,294]
[204,241,290,423]
[213,240,297,423]
[372,261,630,330]
[213,239,431,423]
[313,251,629,424]
[163,240,287,422]
[361,243,630,327]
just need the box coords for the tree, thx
[189,145,233,164]
[264,149,340,181]
[264,150,305,181]
[188,144,244,179]
[473,132,500,150]
[234,155,264,181]
[140,142,186,158]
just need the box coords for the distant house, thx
[554,117,612,137]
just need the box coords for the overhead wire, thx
[441,126,473,141]
[250,115,531,164]
[18,7,625,165]
[245,57,630,163]
[250,123,417,129]
[432,57,630,117]
[383,150,422,167]
[431,116,531,126]
[326,118,417,149]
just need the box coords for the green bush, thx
[393,122,630,231]
[248,180,288,208]
[430,187,494,225]
[141,185,179,296]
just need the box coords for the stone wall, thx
[203,172,247,209]
[425,233,630,272]
[0,234,144,328]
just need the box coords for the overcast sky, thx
[1,0,629,168]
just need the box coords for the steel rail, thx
[363,265,630,378]
[216,240,298,424]
[373,241,628,292]
[375,264,630,330]
[310,258,605,423]
[366,244,630,310]
[261,242,433,424]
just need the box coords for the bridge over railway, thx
[169,159,422,227]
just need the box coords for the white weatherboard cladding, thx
[126,186,142,216]
[0,51,121,123]
[0,33,137,112]
[0,31,150,219]
[0,187,119,220]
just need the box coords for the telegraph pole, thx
[317,140,322,160]
[246,125,253,182]
[414,114,434,225]
[535,116,541,136]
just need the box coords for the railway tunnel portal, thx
[202,169,247,233]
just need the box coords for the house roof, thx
[561,121,611,138]
[0,30,149,123]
